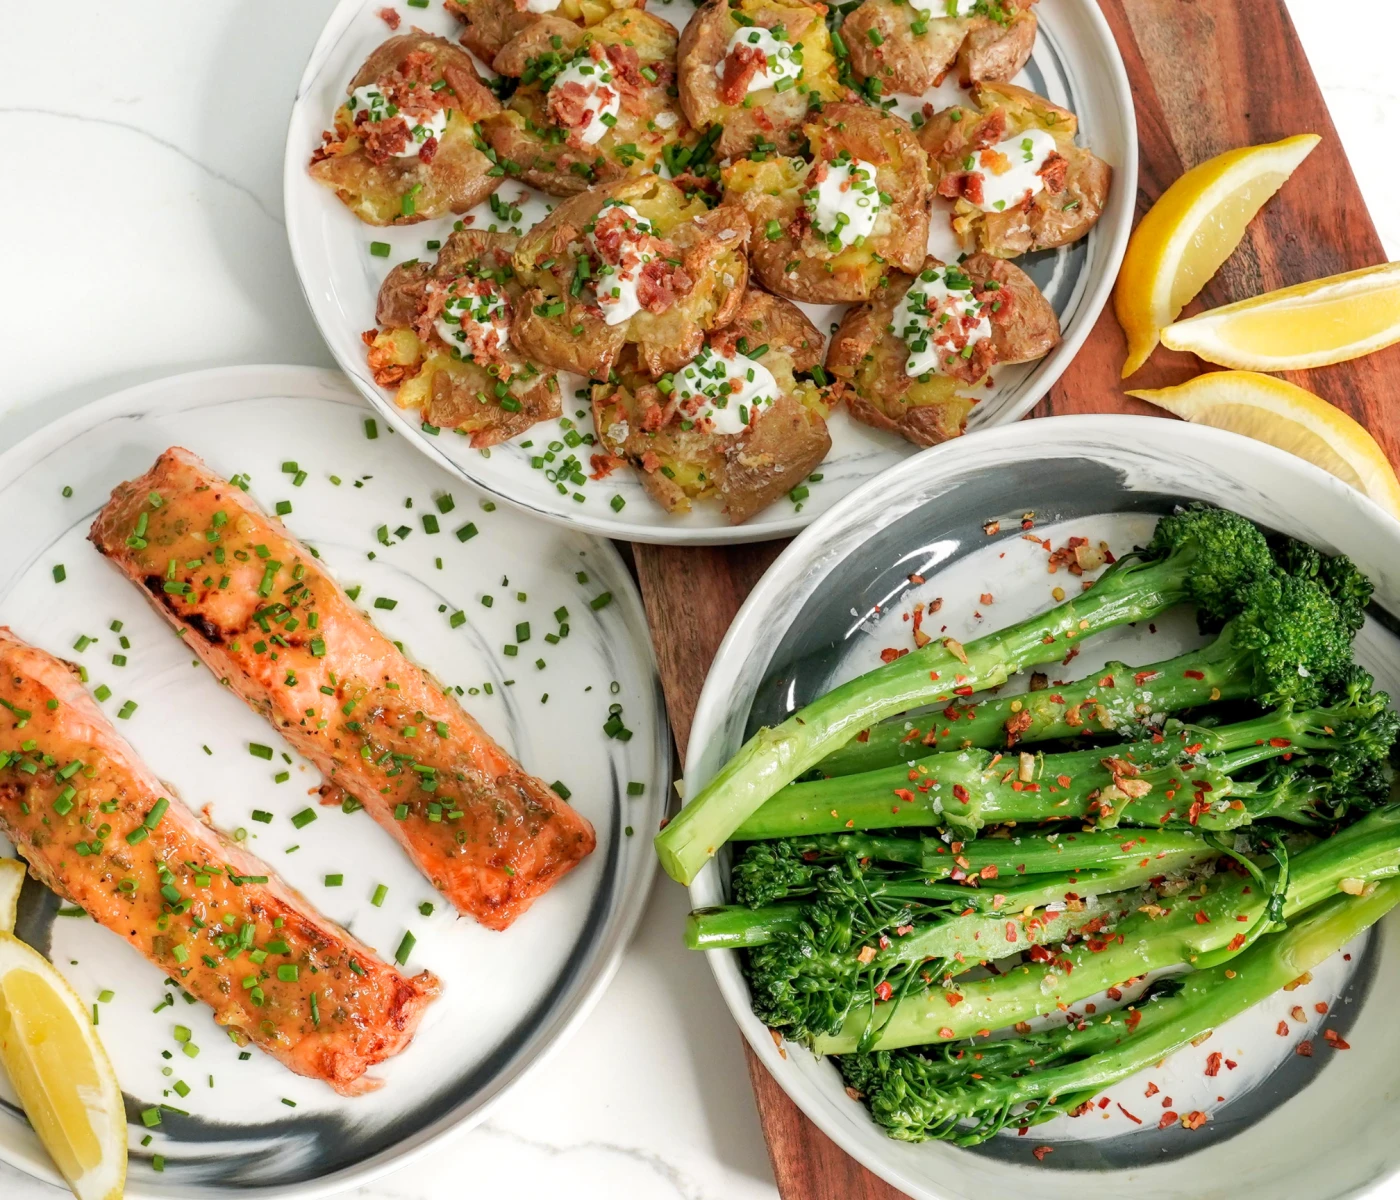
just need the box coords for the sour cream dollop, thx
[715,26,803,94]
[963,127,1059,213]
[524,0,562,11]
[673,345,778,435]
[433,278,512,362]
[805,158,882,249]
[589,202,657,326]
[348,84,448,158]
[890,265,990,378]
[547,50,621,145]
[928,0,978,16]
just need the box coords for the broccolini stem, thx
[848,880,1400,1144]
[657,555,1208,884]
[811,805,1400,1054]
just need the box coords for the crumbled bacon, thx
[718,43,768,106]
[418,135,439,165]
[937,171,986,207]
[968,109,1007,150]
[636,258,692,314]
[361,116,412,163]
[1037,151,1069,193]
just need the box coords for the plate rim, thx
[281,0,1139,547]
[0,363,671,1200]
[682,412,1400,1200]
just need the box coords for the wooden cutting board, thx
[634,1,1400,1195]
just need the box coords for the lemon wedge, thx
[1115,134,1321,377]
[1128,371,1400,519]
[0,932,127,1200]
[0,859,23,934]
[1160,261,1400,370]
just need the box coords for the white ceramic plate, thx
[0,365,669,1198]
[284,0,1137,544]
[684,415,1400,1200]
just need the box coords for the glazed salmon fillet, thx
[0,628,439,1095]
[90,448,596,930]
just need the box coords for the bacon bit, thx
[880,647,909,663]
[1117,1103,1143,1125]
[377,6,401,27]
[1144,1081,1159,1097]
[1159,1111,1178,1129]
[717,42,767,104]
[873,981,894,1002]
[1295,1040,1314,1057]
[1204,1052,1222,1077]
[1032,1145,1053,1161]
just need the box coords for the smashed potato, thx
[447,0,644,65]
[919,81,1112,257]
[308,32,502,225]
[721,102,930,303]
[826,252,1058,446]
[482,9,695,197]
[512,175,750,379]
[366,230,562,445]
[842,0,1037,96]
[677,0,846,159]
[592,289,831,523]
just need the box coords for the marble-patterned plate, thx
[685,415,1400,1200]
[0,366,669,1198]
[283,0,1137,545]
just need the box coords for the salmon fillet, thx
[89,448,596,930]
[0,628,439,1095]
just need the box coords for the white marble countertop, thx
[0,2,1396,1198]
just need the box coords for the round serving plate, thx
[684,415,1400,1200]
[284,0,1137,544]
[0,366,669,1198]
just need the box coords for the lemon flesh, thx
[1128,370,1400,520]
[1162,260,1400,370]
[1115,134,1320,377]
[0,933,126,1200]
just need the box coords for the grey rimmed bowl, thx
[683,415,1400,1200]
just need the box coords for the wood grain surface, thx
[634,2,1400,1195]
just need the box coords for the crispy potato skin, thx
[367,230,562,446]
[308,32,502,225]
[843,0,1036,95]
[826,252,1057,447]
[677,0,846,159]
[482,10,694,197]
[447,0,646,64]
[512,176,751,379]
[721,102,931,304]
[919,81,1111,257]
[592,290,831,523]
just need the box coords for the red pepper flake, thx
[1323,1029,1351,1050]
[1277,1021,1289,1036]
[893,788,916,805]
[1204,1052,1222,1077]
[1107,986,1123,1001]
[953,784,971,804]
[1117,1103,1143,1125]
[983,520,1001,536]
[1125,1008,1142,1032]
[980,593,994,605]
[880,647,908,663]
[1183,669,1205,680]
[938,1026,955,1039]
[1295,1040,1313,1057]
[1134,670,1160,685]
[1227,933,1247,951]
[1031,1145,1053,1161]
[1159,1111,1178,1130]
[1004,922,1019,943]
[1180,1111,1209,1131]
[1315,1002,1329,1014]
[909,573,925,585]
[980,864,999,880]
[1268,737,1292,748]
[377,5,401,27]
[1194,910,1210,925]
[1144,1081,1159,1098]
[945,991,963,1006]
[873,981,893,1002]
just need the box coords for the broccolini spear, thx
[689,830,1219,1046]
[818,567,1367,777]
[657,507,1278,884]
[839,878,1400,1144]
[810,804,1400,1055]
[733,689,1398,840]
